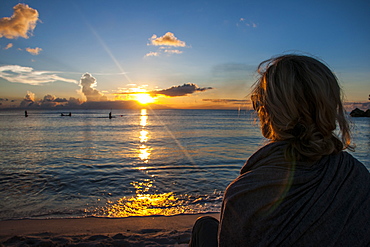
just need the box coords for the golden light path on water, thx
[138,109,151,163]
[105,180,192,217]
[103,109,201,217]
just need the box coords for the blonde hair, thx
[251,54,353,161]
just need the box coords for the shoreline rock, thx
[349,108,370,117]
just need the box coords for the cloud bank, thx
[0,4,39,39]
[150,83,213,97]
[15,91,145,110]
[19,91,83,108]
[202,98,248,105]
[0,65,77,85]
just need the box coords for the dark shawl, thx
[219,142,370,247]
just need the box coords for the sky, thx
[0,0,369,109]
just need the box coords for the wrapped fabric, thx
[219,142,370,246]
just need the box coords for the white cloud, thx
[164,49,183,54]
[26,47,42,55]
[237,18,257,28]
[0,4,39,39]
[0,65,77,85]
[79,73,107,102]
[144,51,159,57]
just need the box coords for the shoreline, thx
[0,213,220,246]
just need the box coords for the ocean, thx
[0,109,369,220]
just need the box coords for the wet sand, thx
[0,213,219,246]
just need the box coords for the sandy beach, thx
[0,213,219,246]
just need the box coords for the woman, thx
[190,54,370,246]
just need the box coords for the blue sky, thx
[0,0,369,109]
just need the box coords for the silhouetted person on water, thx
[109,111,112,119]
[189,54,370,247]
[25,111,28,117]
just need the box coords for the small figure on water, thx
[60,112,72,116]
[24,111,28,117]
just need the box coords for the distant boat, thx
[61,112,72,116]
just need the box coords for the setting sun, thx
[135,93,155,104]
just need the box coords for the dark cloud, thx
[41,94,57,107]
[80,100,139,109]
[54,97,68,103]
[202,98,249,105]
[150,83,213,97]
[66,97,82,106]
[41,95,70,107]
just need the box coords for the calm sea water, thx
[0,109,369,220]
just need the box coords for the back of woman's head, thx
[251,54,352,161]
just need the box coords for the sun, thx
[135,93,155,104]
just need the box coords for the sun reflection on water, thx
[138,109,151,163]
[139,130,148,142]
[104,179,191,217]
[96,109,220,218]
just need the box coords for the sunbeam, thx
[86,23,133,85]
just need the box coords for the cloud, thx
[20,91,38,107]
[0,4,39,39]
[80,73,107,102]
[67,97,82,106]
[144,51,159,57]
[0,65,78,85]
[18,92,84,108]
[40,94,58,107]
[26,47,42,55]
[146,32,188,57]
[149,32,186,47]
[202,98,249,105]
[39,94,69,107]
[150,83,213,97]
[237,18,257,28]
[164,49,183,54]
[4,43,13,50]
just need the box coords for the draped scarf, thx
[219,142,370,246]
